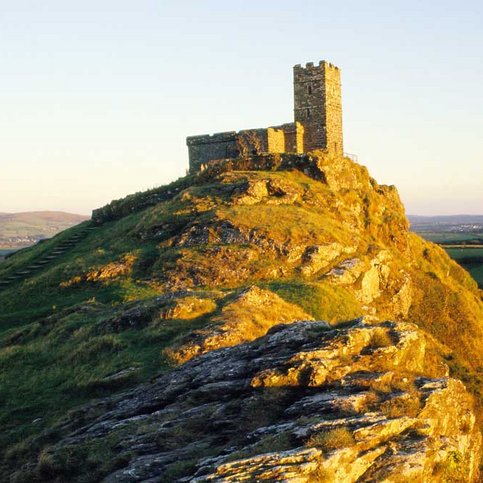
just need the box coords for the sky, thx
[0,0,481,216]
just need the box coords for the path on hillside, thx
[0,225,96,291]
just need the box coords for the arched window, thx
[307,84,312,94]
[306,108,311,118]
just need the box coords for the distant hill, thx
[408,214,483,225]
[0,211,89,249]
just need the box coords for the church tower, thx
[293,61,343,154]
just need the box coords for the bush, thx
[306,427,355,451]
[380,393,421,418]
[368,330,393,349]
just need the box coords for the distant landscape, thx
[0,211,88,258]
[408,215,483,287]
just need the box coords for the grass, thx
[412,230,483,287]
[306,427,355,451]
[368,330,394,349]
[416,232,482,243]
[445,247,483,260]
[0,298,208,454]
[445,247,483,287]
[0,165,482,479]
[264,279,362,323]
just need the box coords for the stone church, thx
[187,60,343,173]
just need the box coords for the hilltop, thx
[0,152,481,481]
[0,211,88,250]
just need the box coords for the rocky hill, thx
[0,151,481,481]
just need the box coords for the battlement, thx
[186,132,237,146]
[293,60,340,71]
[186,59,344,172]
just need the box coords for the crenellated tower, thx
[187,59,344,172]
[293,61,343,154]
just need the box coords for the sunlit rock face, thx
[3,150,482,482]
[28,319,481,482]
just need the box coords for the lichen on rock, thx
[18,320,481,482]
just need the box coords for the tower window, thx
[306,108,311,118]
[307,84,312,94]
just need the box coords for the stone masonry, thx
[187,60,343,173]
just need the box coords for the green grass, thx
[414,232,483,243]
[264,279,362,323]
[445,247,483,260]
[1,166,482,478]
[0,298,212,453]
[445,248,483,287]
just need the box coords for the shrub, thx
[380,393,421,418]
[35,449,59,480]
[368,330,393,349]
[306,427,355,451]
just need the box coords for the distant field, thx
[0,211,88,250]
[445,247,483,259]
[410,223,483,288]
[444,247,483,288]
[420,232,483,243]
[0,249,17,262]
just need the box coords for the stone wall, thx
[188,123,305,173]
[187,59,343,172]
[324,62,343,154]
[187,132,238,173]
[293,61,343,154]
[236,128,269,157]
[197,152,326,182]
[279,122,304,153]
[267,127,285,153]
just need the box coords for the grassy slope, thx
[0,172,360,456]
[0,162,482,474]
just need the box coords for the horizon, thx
[2,210,483,219]
[1,1,482,216]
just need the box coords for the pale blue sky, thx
[0,0,481,215]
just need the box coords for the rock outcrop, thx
[17,319,480,482]
[1,151,482,482]
[165,286,313,364]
